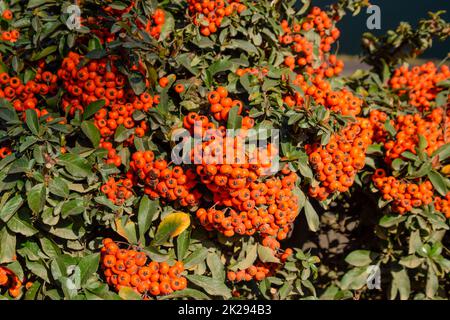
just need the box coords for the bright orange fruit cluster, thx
[390,62,450,111]
[307,118,373,200]
[101,239,187,297]
[188,0,247,36]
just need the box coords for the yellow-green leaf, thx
[153,212,190,245]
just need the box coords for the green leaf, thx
[304,199,319,232]
[391,268,410,300]
[7,211,38,236]
[81,121,101,147]
[433,143,450,161]
[258,245,280,263]
[379,215,406,227]
[25,109,40,136]
[176,229,190,261]
[27,184,46,214]
[227,105,243,130]
[183,247,208,269]
[137,196,158,243]
[230,243,257,271]
[160,288,211,300]
[114,125,133,143]
[31,46,57,61]
[61,199,85,218]
[0,227,16,264]
[0,195,23,222]
[48,177,69,198]
[83,100,105,120]
[340,267,368,290]
[186,274,231,299]
[58,154,92,178]
[206,252,225,282]
[78,253,100,286]
[425,269,438,298]
[153,212,190,245]
[159,11,174,41]
[427,170,447,196]
[345,250,373,267]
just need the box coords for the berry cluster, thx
[390,62,450,111]
[187,0,247,36]
[196,170,299,241]
[0,266,22,298]
[207,87,244,122]
[130,151,201,207]
[101,239,187,297]
[382,108,446,164]
[307,118,373,200]
[100,176,134,206]
[372,170,434,214]
[434,193,450,218]
[285,74,362,117]
[280,7,342,78]
[1,10,20,43]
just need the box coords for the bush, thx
[0,0,448,300]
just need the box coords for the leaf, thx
[227,105,243,130]
[176,229,190,261]
[25,109,40,136]
[379,215,406,228]
[118,287,141,300]
[78,253,100,286]
[425,269,438,298]
[114,125,133,143]
[27,184,46,214]
[258,245,280,263]
[7,211,38,236]
[391,268,410,300]
[61,199,85,218]
[39,237,61,258]
[159,11,174,41]
[31,46,57,61]
[115,217,138,245]
[230,244,257,271]
[58,154,92,178]
[0,227,16,263]
[345,250,373,267]
[48,177,69,198]
[186,275,231,299]
[153,212,190,245]
[340,267,368,290]
[83,100,105,120]
[399,255,423,269]
[427,170,447,196]
[304,199,320,232]
[206,252,225,282]
[183,247,208,269]
[137,196,158,243]
[81,121,101,147]
[160,288,211,300]
[0,195,23,222]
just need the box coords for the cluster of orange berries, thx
[284,74,362,117]
[227,248,293,283]
[1,9,20,43]
[99,141,123,167]
[307,118,373,200]
[280,7,342,77]
[129,151,201,207]
[142,8,166,38]
[381,109,446,164]
[372,170,434,214]
[101,239,187,297]
[196,169,299,241]
[0,266,22,298]
[434,192,450,218]
[390,62,450,111]
[100,176,134,206]
[188,0,247,36]
[207,87,244,122]
[0,73,38,113]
